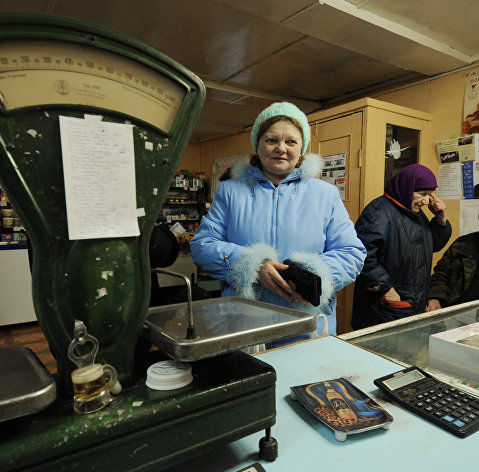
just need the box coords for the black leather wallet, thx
[280,259,322,306]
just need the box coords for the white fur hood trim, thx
[231,153,323,183]
[230,243,279,300]
[296,153,323,179]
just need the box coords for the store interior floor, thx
[0,322,57,374]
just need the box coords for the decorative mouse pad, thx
[290,378,393,441]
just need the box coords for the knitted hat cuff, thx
[251,102,310,155]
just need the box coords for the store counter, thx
[166,334,479,472]
[341,300,479,388]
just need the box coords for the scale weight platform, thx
[0,350,276,472]
[144,296,317,362]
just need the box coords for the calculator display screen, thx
[383,369,426,390]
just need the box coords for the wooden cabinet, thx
[308,97,433,212]
[307,98,433,334]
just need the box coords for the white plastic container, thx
[146,360,193,390]
[429,322,479,382]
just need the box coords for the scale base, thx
[0,350,277,472]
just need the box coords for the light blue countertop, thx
[167,335,479,472]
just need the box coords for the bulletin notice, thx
[59,115,140,240]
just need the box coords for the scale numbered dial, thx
[0,39,186,133]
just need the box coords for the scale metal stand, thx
[0,12,316,471]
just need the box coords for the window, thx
[384,124,419,184]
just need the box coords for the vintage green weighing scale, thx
[0,12,316,472]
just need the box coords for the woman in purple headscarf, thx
[351,164,452,329]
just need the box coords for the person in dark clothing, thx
[149,220,211,306]
[148,221,180,306]
[427,231,479,311]
[352,164,452,330]
[28,220,182,307]
[29,219,205,307]
[219,167,232,182]
[137,220,210,368]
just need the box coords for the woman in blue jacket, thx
[190,102,366,344]
[351,164,452,330]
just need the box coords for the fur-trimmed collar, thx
[231,153,323,184]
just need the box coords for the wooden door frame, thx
[309,112,363,334]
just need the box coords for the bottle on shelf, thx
[0,187,27,246]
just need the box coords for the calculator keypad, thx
[405,384,479,433]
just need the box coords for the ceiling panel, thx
[346,0,479,56]
[226,36,421,102]
[227,1,470,74]
[198,95,272,130]
[218,0,317,23]
[1,0,479,142]
[0,0,51,11]
[287,4,469,74]
[51,0,305,81]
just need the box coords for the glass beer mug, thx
[71,362,121,414]
[68,320,122,414]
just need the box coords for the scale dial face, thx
[0,39,186,133]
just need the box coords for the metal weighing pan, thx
[0,346,57,422]
[143,296,317,361]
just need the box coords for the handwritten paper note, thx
[60,116,139,240]
[436,162,462,200]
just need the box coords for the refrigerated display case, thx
[339,300,479,392]
[0,186,36,325]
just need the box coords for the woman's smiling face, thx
[257,119,303,185]
[411,189,435,212]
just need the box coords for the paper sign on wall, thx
[436,162,462,200]
[60,116,140,240]
[321,153,347,200]
[460,200,479,236]
[463,68,479,135]
[437,134,477,164]
[436,134,479,200]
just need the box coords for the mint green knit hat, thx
[251,102,310,155]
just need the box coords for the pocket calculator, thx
[374,366,479,437]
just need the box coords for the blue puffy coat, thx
[190,154,366,338]
[351,195,452,329]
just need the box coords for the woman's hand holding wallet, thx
[258,260,311,306]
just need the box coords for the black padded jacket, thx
[351,195,452,329]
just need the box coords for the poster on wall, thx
[436,162,463,200]
[463,161,475,199]
[436,134,479,200]
[463,68,479,135]
[211,152,250,196]
[436,135,477,163]
[321,153,347,200]
[460,200,479,236]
